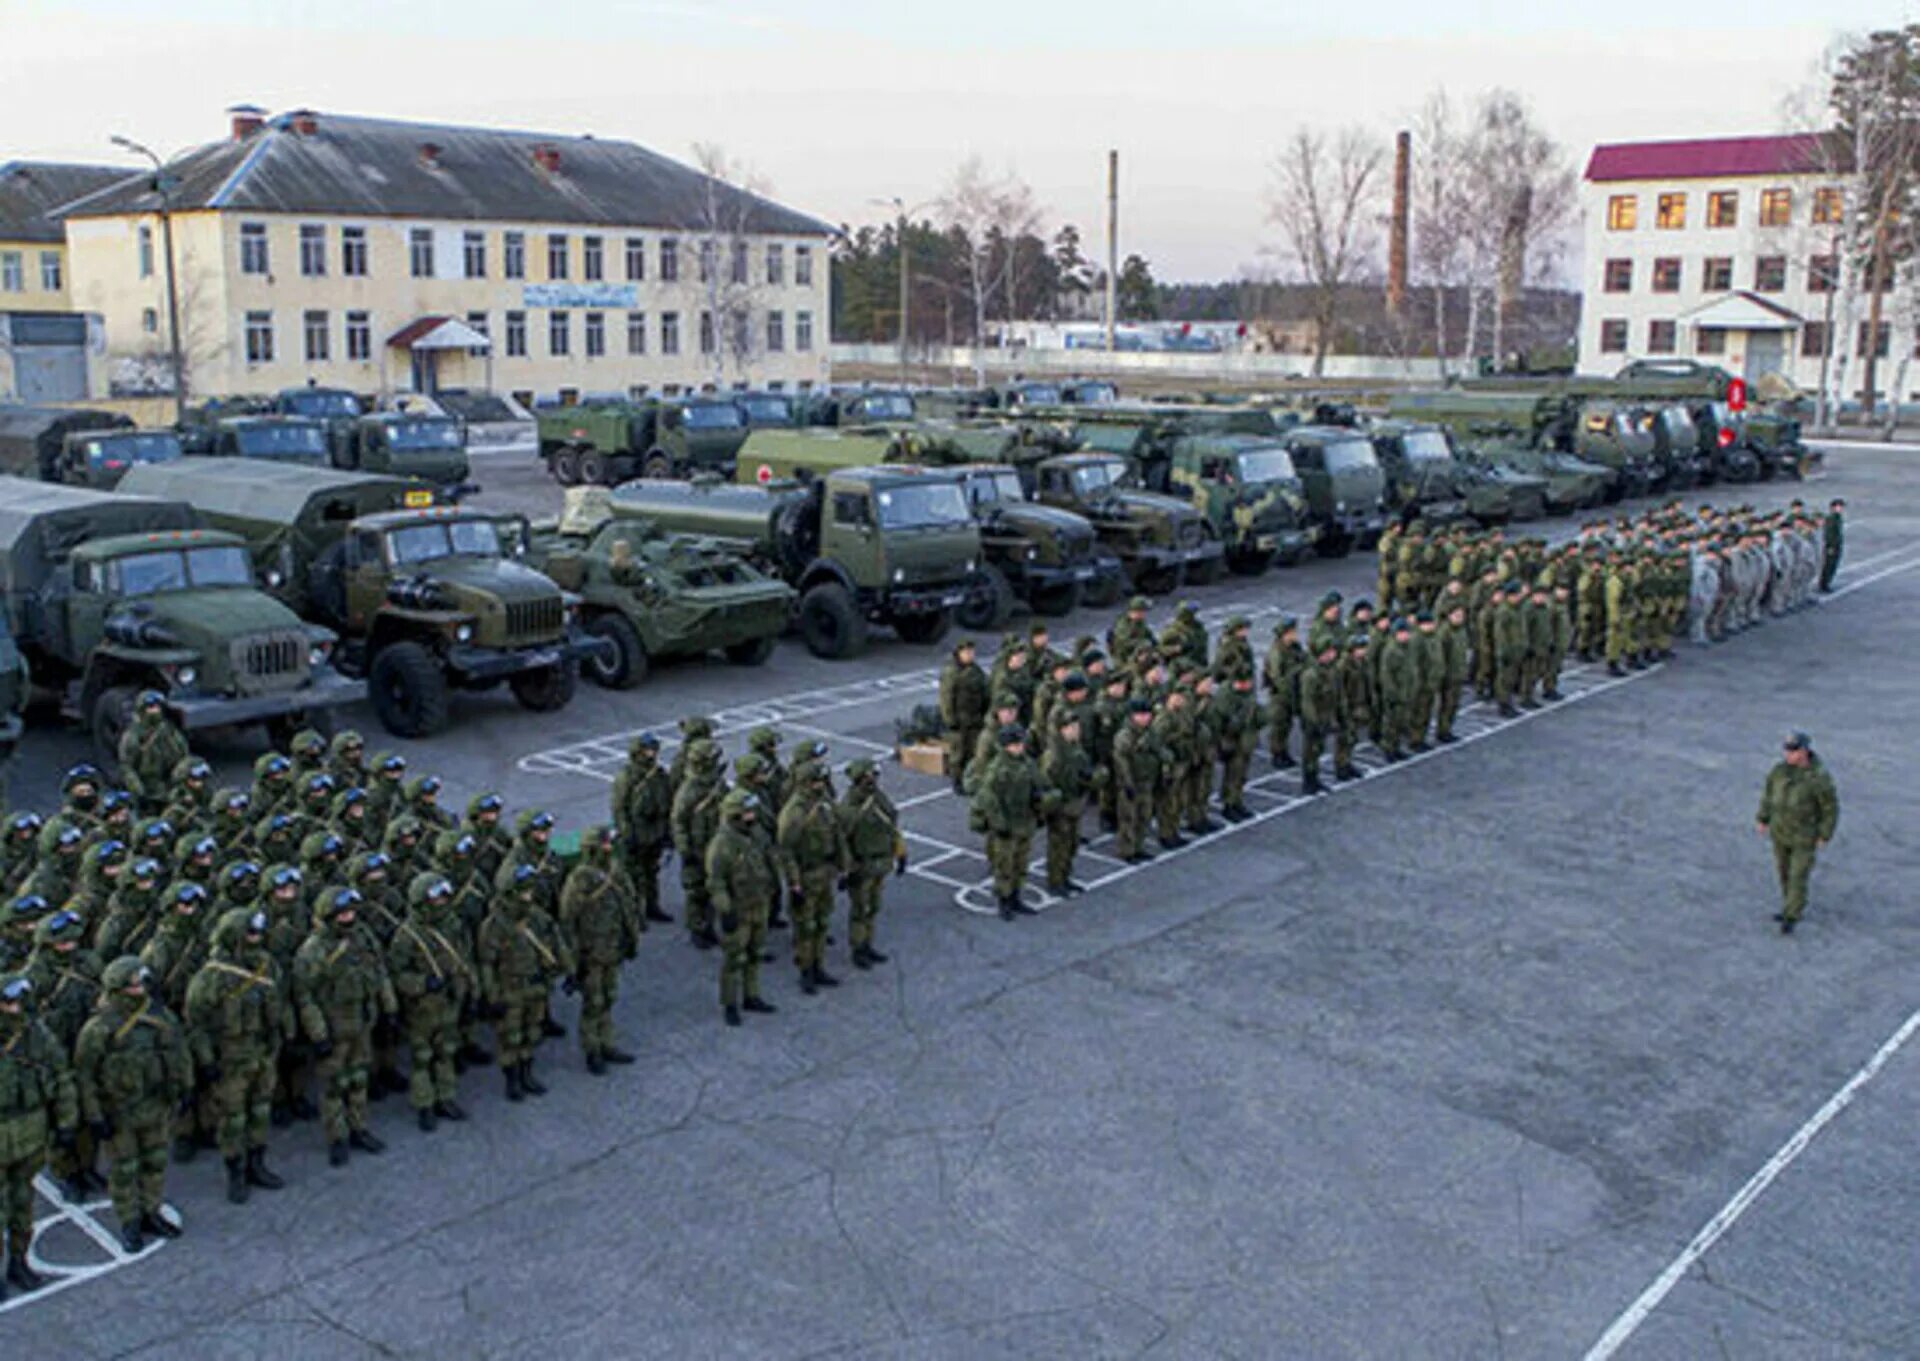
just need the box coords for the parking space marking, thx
[0,1179,168,1317]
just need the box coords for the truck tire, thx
[798,583,867,659]
[510,660,578,712]
[1315,532,1353,559]
[1133,562,1184,596]
[1226,545,1273,576]
[91,685,137,771]
[1083,570,1123,609]
[584,613,648,690]
[893,608,953,646]
[578,450,610,486]
[550,448,580,486]
[957,564,1015,631]
[724,635,777,666]
[1189,552,1227,585]
[1029,578,1083,618]
[370,642,451,738]
[266,707,335,751]
[642,451,674,480]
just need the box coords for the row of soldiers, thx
[0,723,651,1278]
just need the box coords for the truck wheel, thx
[265,707,335,751]
[798,583,867,659]
[90,686,137,771]
[1133,563,1184,596]
[642,451,674,480]
[957,564,1015,631]
[724,636,777,666]
[1189,552,1227,585]
[1029,578,1083,618]
[510,661,578,712]
[578,450,610,486]
[1315,532,1353,559]
[369,642,451,738]
[1226,546,1273,576]
[550,448,580,486]
[1083,571,1123,609]
[893,608,953,645]
[584,613,648,690]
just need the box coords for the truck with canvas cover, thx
[538,397,751,485]
[118,461,604,738]
[1028,452,1224,594]
[608,468,980,659]
[522,487,794,689]
[0,475,358,760]
[0,406,181,488]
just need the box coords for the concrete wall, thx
[830,343,1450,385]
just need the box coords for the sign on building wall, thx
[522,283,638,308]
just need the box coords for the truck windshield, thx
[680,403,744,431]
[85,432,182,470]
[235,424,329,459]
[873,482,971,530]
[1662,409,1697,445]
[970,471,1025,506]
[1011,384,1061,406]
[1071,460,1123,495]
[1323,439,1380,473]
[737,396,793,425]
[110,545,253,595]
[388,519,501,564]
[387,420,464,451]
[855,394,915,421]
[280,391,362,419]
[1068,382,1118,404]
[1233,448,1299,484]
[1400,430,1454,463]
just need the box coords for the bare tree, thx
[1411,91,1476,374]
[938,156,1042,383]
[690,142,775,388]
[1266,127,1386,376]
[1465,91,1577,369]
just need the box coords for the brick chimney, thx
[418,142,443,170]
[531,144,562,174]
[288,108,319,136]
[1388,129,1410,320]
[228,103,267,141]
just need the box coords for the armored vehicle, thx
[335,412,473,495]
[0,406,181,488]
[522,487,794,690]
[1450,454,1550,524]
[1365,421,1471,526]
[0,476,358,759]
[119,461,601,738]
[1029,452,1224,594]
[538,397,750,484]
[608,468,980,659]
[1272,425,1388,555]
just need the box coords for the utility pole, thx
[112,136,185,424]
[1105,150,1119,352]
[896,203,910,387]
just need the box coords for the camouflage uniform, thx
[671,741,728,946]
[0,971,78,1284]
[939,643,991,794]
[75,959,190,1247]
[386,875,474,1125]
[557,830,640,1070]
[707,791,778,1023]
[1038,718,1097,893]
[184,910,289,1202]
[972,730,1047,919]
[293,890,396,1161]
[779,771,848,990]
[477,868,572,1099]
[1110,704,1162,862]
[611,736,675,924]
[118,699,189,815]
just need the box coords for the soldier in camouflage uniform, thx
[1111,699,1161,863]
[779,766,847,994]
[1108,597,1153,669]
[386,874,474,1128]
[1213,669,1263,821]
[672,740,728,949]
[0,813,37,898]
[250,752,295,820]
[1039,710,1098,894]
[159,756,215,835]
[327,730,368,789]
[972,726,1047,921]
[939,639,990,795]
[668,715,716,799]
[1298,642,1342,795]
[708,789,779,1026]
[75,956,190,1251]
[184,909,289,1204]
[1435,603,1470,743]
[478,865,572,1099]
[1263,618,1305,768]
[1150,688,1196,849]
[118,693,189,815]
[429,832,493,1071]
[364,753,408,844]
[558,828,640,1072]
[0,971,77,1296]
[23,910,100,1200]
[611,734,676,925]
[293,888,395,1166]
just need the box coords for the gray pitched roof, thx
[0,162,139,242]
[56,111,833,238]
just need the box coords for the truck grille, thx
[505,598,563,644]
[1062,535,1092,565]
[231,632,307,696]
[1174,520,1202,549]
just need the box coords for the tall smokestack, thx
[1388,129,1411,320]
[1106,149,1119,352]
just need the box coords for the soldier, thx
[428,833,493,1072]
[67,837,127,936]
[1378,618,1417,761]
[1520,582,1554,708]
[330,787,376,858]
[558,828,640,1072]
[672,739,728,950]
[994,642,1036,724]
[1214,670,1262,821]
[478,865,572,1097]
[184,909,289,1204]
[95,855,164,962]
[829,760,900,970]
[1030,656,1074,742]
[1111,699,1161,864]
[1298,643,1342,795]
[460,792,513,886]
[1494,581,1529,716]
[1184,675,1222,835]
[1471,564,1503,696]
[965,696,1024,795]
[1307,590,1346,659]
[498,809,562,915]
[708,790,778,1027]
[938,638,989,797]
[1039,710,1097,895]
[327,730,368,788]
[1109,596,1154,668]
[0,972,77,1296]
[1091,673,1130,832]
[747,728,790,817]
[734,753,791,932]
[779,768,847,995]
[0,813,37,898]
[1435,603,1470,744]
[75,957,190,1252]
[789,738,836,801]
[611,733,676,925]
[1375,520,1401,607]
[1160,601,1208,668]
[668,715,716,799]
[1545,582,1572,701]
[1409,612,1441,752]
[159,757,215,834]
[972,726,1046,920]
[139,883,212,1170]
[1150,688,1196,849]
[24,822,84,909]
[118,692,189,815]
[406,775,456,832]
[208,792,255,873]
[293,888,396,1166]
[364,752,409,843]
[1820,497,1844,592]
[1755,731,1840,934]
[23,910,101,1201]
[287,728,329,783]
[1263,618,1305,768]
[387,874,474,1128]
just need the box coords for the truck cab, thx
[805,389,917,427]
[1572,401,1658,498]
[1032,452,1223,594]
[58,428,184,488]
[272,385,365,464]
[1277,425,1388,553]
[735,391,801,429]
[1366,420,1470,526]
[1161,433,1316,572]
[341,412,473,496]
[202,415,333,466]
[954,463,1124,622]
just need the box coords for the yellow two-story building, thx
[1,160,129,310]
[60,108,835,406]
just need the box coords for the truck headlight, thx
[308,644,328,667]
[892,568,906,583]
[171,665,197,689]
[265,568,286,589]
[1025,546,1038,560]
[455,623,474,643]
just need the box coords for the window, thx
[409,228,434,278]
[346,311,370,361]
[795,245,813,286]
[730,240,748,285]
[137,224,154,279]
[795,310,813,352]
[583,235,604,282]
[1703,257,1733,291]
[1647,319,1676,354]
[1656,193,1687,229]
[660,238,679,282]
[466,310,489,358]
[766,310,784,353]
[1859,321,1890,358]
[299,223,326,277]
[1759,187,1792,227]
[303,309,329,362]
[698,310,714,354]
[0,253,20,292]
[342,226,368,277]
[244,310,274,363]
[504,231,525,279]
[1808,254,1839,293]
[1606,195,1637,231]
[547,234,569,280]
[626,311,647,355]
[1754,255,1786,292]
[1812,187,1845,225]
[505,310,527,357]
[732,309,751,353]
[141,307,159,334]
[766,243,783,285]
[584,311,605,357]
[1598,319,1628,353]
[240,222,269,275]
[1706,191,1738,228]
[1696,327,1726,355]
[463,230,486,279]
[660,310,680,355]
[625,237,645,281]
[548,310,570,356]
[1602,259,1632,293]
[39,251,60,292]
[1651,257,1681,293]
[1801,322,1828,359]
[698,240,716,283]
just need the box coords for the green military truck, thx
[1365,420,1471,526]
[608,468,980,659]
[119,461,603,738]
[180,410,333,466]
[333,411,474,495]
[522,487,794,689]
[1271,425,1388,556]
[0,476,360,760]
[801,388,918,427]
[1390,390,1649,502]
[0,406,183,489]
[0,611,25,765]
[1028,452,1224,594]
[538,397,751,485]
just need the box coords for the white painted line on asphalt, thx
[782,721,895,755]
[1818,548,1920,602]
[0,1180,167,1317]
[1582,1005,1920,1361]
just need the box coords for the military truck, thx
[522,487,794,690]
[119,461,603,738]
[0,475,360,760]
[1391,390,1652,501]
[735,390,803,429]
[802,388,917,427]
[1365,420,1471,526]
[333,412,474,495]
[1029,452,1224,594]
[0,406,183,488]
[1272,425,1388,556]
[537,397,751,484]
[180,411,332,466]
[270,385,365,461]
[0,611,29,766]
[607,469,980,659]
[1569,400,1660,498]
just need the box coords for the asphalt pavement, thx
[4,443,1917,1359]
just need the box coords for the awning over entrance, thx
[1681,291,1803,332]
[386,315,490,350]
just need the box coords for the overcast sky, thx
[1,0,1902,280]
